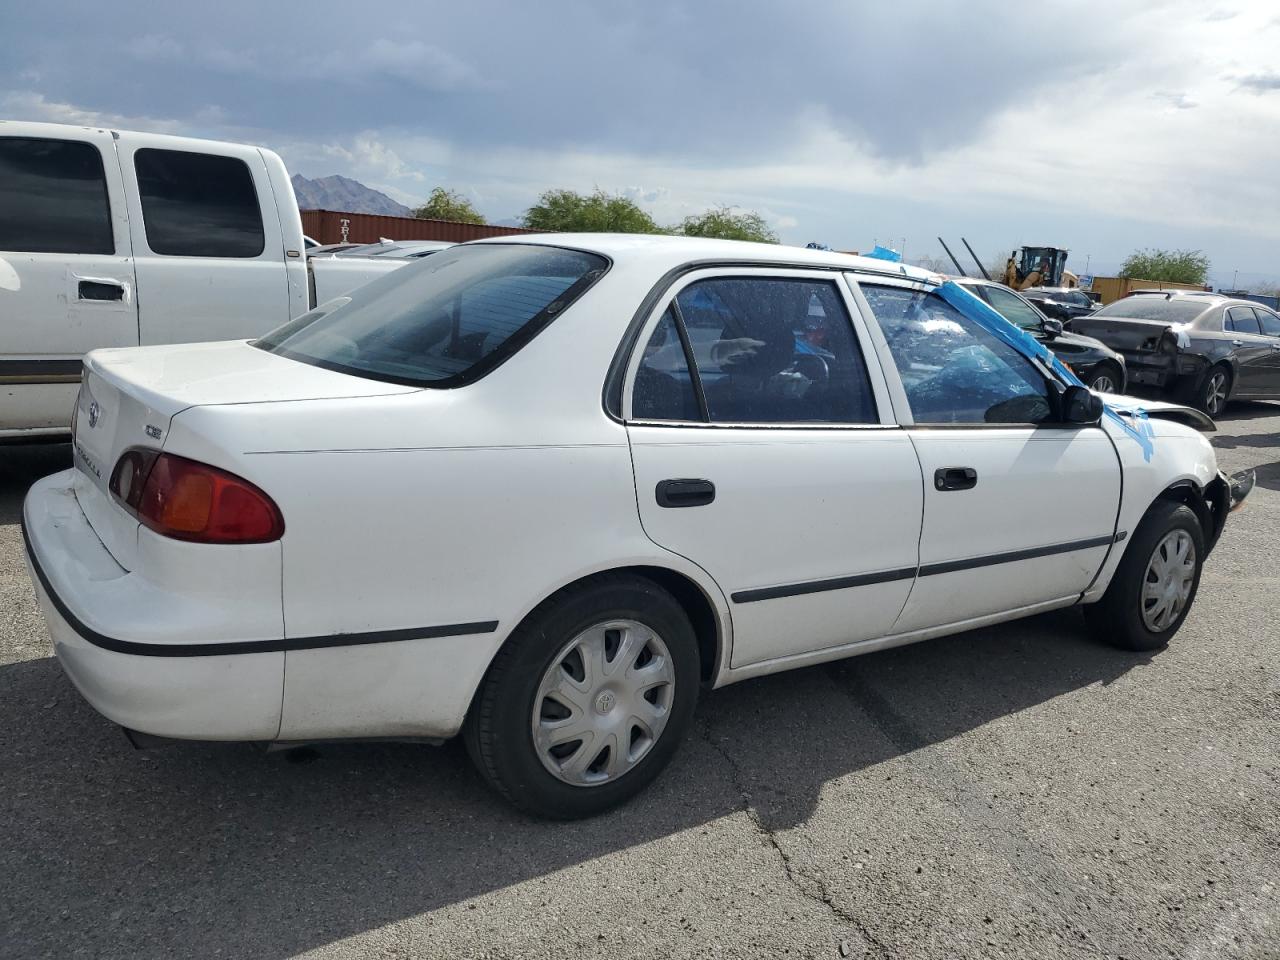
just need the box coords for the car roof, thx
[467,233,940,283]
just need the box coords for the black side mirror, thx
[1062,384,1104,424]
[1040,317,1064,339]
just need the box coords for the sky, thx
[4,0,1279,289]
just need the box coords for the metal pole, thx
[961,237,991,280]
[938,238,967,276]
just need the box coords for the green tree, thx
[1119,248,1210,285]
[521,189,661,233]
[413,188,485,224]
[675,206,778,243]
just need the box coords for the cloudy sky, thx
[5,0,1279,287]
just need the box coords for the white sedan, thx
[23,235,1252,818]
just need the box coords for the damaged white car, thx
[23,235,1253,818]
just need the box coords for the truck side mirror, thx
[1040,317,1064,339]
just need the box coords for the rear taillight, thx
[109,450,284,544]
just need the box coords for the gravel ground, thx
[1,406,1277,960]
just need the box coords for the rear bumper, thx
[22,471,285,741]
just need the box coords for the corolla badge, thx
[87,401,101,429]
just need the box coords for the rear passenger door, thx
[855,281,1122,633]
[624,269,925,669]
[0,129,138,432]
[117,142,290,344]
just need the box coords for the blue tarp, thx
[864,244,902,262]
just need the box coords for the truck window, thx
[0,137,114,254]
[134,149,265,258]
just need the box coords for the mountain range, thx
[290,174,412,217]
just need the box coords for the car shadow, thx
[1215,400,1280,422]
[0,441,70,524]
[0,610,1148,959]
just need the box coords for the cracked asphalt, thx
[2,404,1278,960]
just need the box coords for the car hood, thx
[1048,329,1111,351]
[1096,392,1215,432]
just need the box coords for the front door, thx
[855,282,1122,633]
[1248,306,1280,397]
[0,129,138,431]
[1223,306,1273,397]
[624,269,924,669]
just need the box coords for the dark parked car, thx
[1021,286,1098,322]
[955,279,1127,393]
[1072,292,1280,415]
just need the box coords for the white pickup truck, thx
[0,120,408,440]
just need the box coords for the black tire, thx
[464,573,700,819]
[1084,500,1205,651]
[1194,364,1232,417]
[1084,361,1123,394]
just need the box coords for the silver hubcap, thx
[532,619,676,786]
[1205,372,1227,415]
[1141,530,1196,632]
[1091,374,1115,393]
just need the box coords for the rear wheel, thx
[1084,500,1204,651]
[1085,362,1123,394]
[464,574,699,819]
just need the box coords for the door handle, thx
[77,279,126,302]
[1231,339,1244,346]
[656,478,716,508]
[934,467,978,491]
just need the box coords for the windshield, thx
[1093,298,1210,323]
[256,244,608,386]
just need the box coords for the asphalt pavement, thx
[2,407,1277,960]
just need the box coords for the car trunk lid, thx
[71,340,418,568]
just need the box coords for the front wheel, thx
[1084,500,1204,651]
[464,574,700,819]
[1085,362,1123,394]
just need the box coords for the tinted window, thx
[256,244,607,386]
[864,286,1053,424]
[1254,307,1280,337]
[1093,298,1208,322]
[670,277,876,424]
[1225,306,1261,334]
[135,149,264,257]
[633,309,700,420]
[0,137,113,254]
[981,285,1044,330]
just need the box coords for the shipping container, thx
[1089,276,1209,305]
[301,209,543,245]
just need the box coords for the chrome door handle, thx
[1231,339,1243,346]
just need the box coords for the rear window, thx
[0,137,113,254]
[255,244,608,387]
[1093,297,1209,323]
[134,149,265,258]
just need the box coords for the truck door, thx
[0,128,138,434]
[115,140,290,345]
